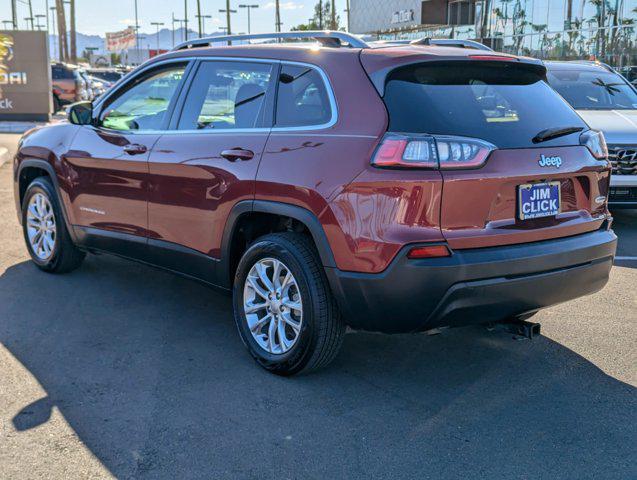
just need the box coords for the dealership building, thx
[349,0,637,66]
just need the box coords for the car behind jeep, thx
[546,61,637,208]
[15,32,616,375]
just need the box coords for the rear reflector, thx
[407,245,451,259]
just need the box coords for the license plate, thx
[518,181,561,220]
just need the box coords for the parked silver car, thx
[546,61,637,208]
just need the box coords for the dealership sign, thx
[0,30,51,121]
[106,27,136,52]
[391,9,415,24]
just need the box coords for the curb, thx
[0,147,8,168]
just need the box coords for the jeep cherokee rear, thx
[13,32,616,375]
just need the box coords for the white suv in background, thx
[546,61,637,208]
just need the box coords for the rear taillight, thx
[371,133,495,170]
[580,130,608,160]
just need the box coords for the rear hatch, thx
[378,57,611,249]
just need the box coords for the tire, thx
[233,232,346,375]
[21,177,85,273]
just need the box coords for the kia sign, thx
[0,30,51,121]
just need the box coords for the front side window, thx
[275,65,332,128]
[178,61,274,130]
[100,65,186,131]
[547,69,637,110]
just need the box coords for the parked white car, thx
[546,61,637,208]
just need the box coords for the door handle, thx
[220,148,254,161]
[123,144,148,155]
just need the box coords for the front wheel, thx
[233,233,345,375]
[22,177,85,273]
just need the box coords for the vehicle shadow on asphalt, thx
[1,256,635,480]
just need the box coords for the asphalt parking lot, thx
[0,133,635,479]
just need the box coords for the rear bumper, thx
[326,229,617,333]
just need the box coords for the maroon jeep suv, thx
[13,32,617,375]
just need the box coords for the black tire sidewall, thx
[21,179,64,270]
[233,237,321,374]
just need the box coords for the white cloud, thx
[263,1,305,10]
[118,19,136,26]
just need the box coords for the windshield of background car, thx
[383,61,587,148]
[547,68,637,110]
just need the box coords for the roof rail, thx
[410,38,493,51]
[172,31,369,51]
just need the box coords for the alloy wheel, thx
[243,258,303,354]
[26,193,56,261]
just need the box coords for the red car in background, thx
[15,32,616,375]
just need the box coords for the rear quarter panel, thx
[256,52,395,272]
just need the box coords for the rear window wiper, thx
[532,126,584,144]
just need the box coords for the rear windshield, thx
[383,62,587,148]
[547,69,637,110]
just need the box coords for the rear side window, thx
[383,62,587,148]
[178,61,274,130]
[275,65,332,128]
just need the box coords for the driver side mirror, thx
[67,101,93,125]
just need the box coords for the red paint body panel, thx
[439,146,610,249]
[327,167,444,272]
[63,127,157,237]
[149,133,267,256]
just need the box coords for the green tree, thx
[291,1,340,31]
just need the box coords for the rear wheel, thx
[22,177,85,273]
[233,232,345,375]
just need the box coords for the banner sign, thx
[0,30,51,121]
[106,27,136,52]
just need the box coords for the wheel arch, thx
[219,200,337,288]
[16,160,76,242]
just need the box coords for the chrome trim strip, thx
[94,57,338,135]
[269,133,376,138]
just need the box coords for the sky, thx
[3,0,344,37]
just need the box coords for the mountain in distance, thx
[48,28,220,56]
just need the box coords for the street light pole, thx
[35,14,46,31]
[2,20,14,30]
[184,0,189,41]
[171,13,176,47]
[150,22,164,53]
[49,6,57,59]
[195,14,212,36]
[45,0,50,32]
[196,0,202,38]
[219,0,236,36]
[238,4,258,35]
[11,0,18,29]
[24,17,34,30]
[134,0,140,55]
[275,0,281,32]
